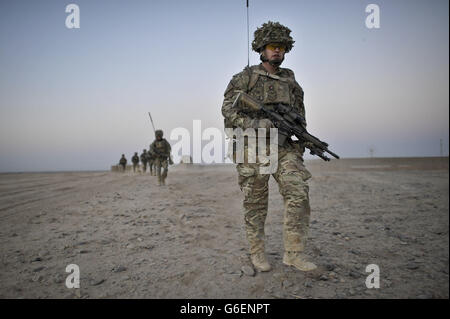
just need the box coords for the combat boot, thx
[283,251,317,271]
[161,177,166,186]
[250,252,272,272]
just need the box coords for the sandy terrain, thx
[0,157,448,299]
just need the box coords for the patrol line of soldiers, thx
[118,153,153,173]
[118,129,172,186]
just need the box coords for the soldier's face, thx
[263,43,285,66]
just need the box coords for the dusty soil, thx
[0,157,448,299]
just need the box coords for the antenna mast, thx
[148,112,156,134]
[246,0,250,67]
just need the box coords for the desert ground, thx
[0,157,448,299]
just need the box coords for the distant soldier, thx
[119,154,127,172]
[150,130,172,186]
[131,152,140,173]
[140,149,148,173]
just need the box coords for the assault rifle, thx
[232,92,339,161]
[150,147,173,165]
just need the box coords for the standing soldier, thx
[221,21,317,272]
[119,154,127,172]
[140,149,148,173]
[131,152,140,173]
[150,130,171,186]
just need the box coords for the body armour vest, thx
[245,65,303,117]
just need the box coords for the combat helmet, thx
[155,130,163,138]
[252,21,295,53]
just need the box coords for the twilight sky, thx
[0,0,448,172]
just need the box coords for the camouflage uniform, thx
[146,150,155,175]
[119,155,127,172]
[150,130,171,185]
[131,152,139,172]
[222,22,312,258]
[140,150,148,173]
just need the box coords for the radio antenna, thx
[246,0,250,67]
[148,112,156,134]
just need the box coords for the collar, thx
[254,63,288,81]
[258,63,282,75]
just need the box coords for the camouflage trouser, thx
[236,146,312,255]
[154,158,168,181]
[132,163,138,172]
[141,162,147,173]
[120,164,126,172]
[148,160,154,174]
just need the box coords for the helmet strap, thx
[260,53,269,63]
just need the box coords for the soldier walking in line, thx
[131,152,140,173]
[147,149,155,176]
[119,154,127,172]
[149,130,171,186]
[140,149,148,173]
